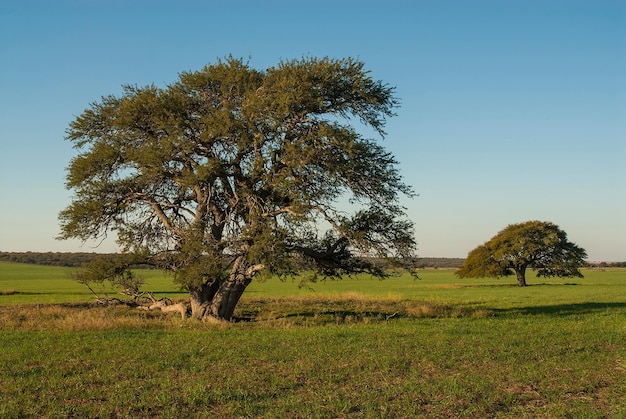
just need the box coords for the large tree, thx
[59,56,417,320]
[456,221,587,286]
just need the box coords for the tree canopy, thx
[59,56,417,320]
[455,221,587,286]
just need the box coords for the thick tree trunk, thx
[515,266,527,287]
[188,256,264,321]
[189,280,219,319]
[208,275,252,321]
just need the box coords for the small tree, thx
[59,56,417,320]
[456,221,587,286]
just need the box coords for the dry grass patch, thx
[0,296,496,331]
[405,302,493,318]
[424,284,463,289]
[237,294,493,325]
[0,303,181,332]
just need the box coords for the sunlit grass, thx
[1,311,624,418]
[0,262,186,304]
[1,262,625,417]
[3,261,626,313]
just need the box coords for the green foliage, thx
[456,221,588,286]
[59,56,416,317]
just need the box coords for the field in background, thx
[2,261,626,309]
[0,262,184,304]
[1,262,625,417]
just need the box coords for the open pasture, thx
[0,262,184,304]
[2,261,625,310]
[1,262,625,417]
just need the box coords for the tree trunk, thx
[208,276,252,321]
[189,280,219,319]
[188,256,264,321]
[515,266,527,287]
[208,256,261,321]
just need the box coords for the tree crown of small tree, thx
[59,56,417,319]
[455,220,587,286]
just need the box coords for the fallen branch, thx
[139,299,189,319]
[385,312,399,322]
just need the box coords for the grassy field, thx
[1,262,625,418]
[0,262,184,304]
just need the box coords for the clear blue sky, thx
[1,0,624,261]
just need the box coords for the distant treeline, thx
[415,258,465,269]
[1,252,465,269]
[0,252,112,267]
[1,252,623,269]
[586,261,626,268]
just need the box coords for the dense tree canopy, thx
[456,221,587,286]
[59,56,416,320]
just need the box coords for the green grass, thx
[3,261,625,309]
[1,262,625,417]
[1,314,624,417]
[0,262,186,304]
[246,268,626,310]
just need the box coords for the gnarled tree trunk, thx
[189,280,220,319]
[189,256,263,321]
